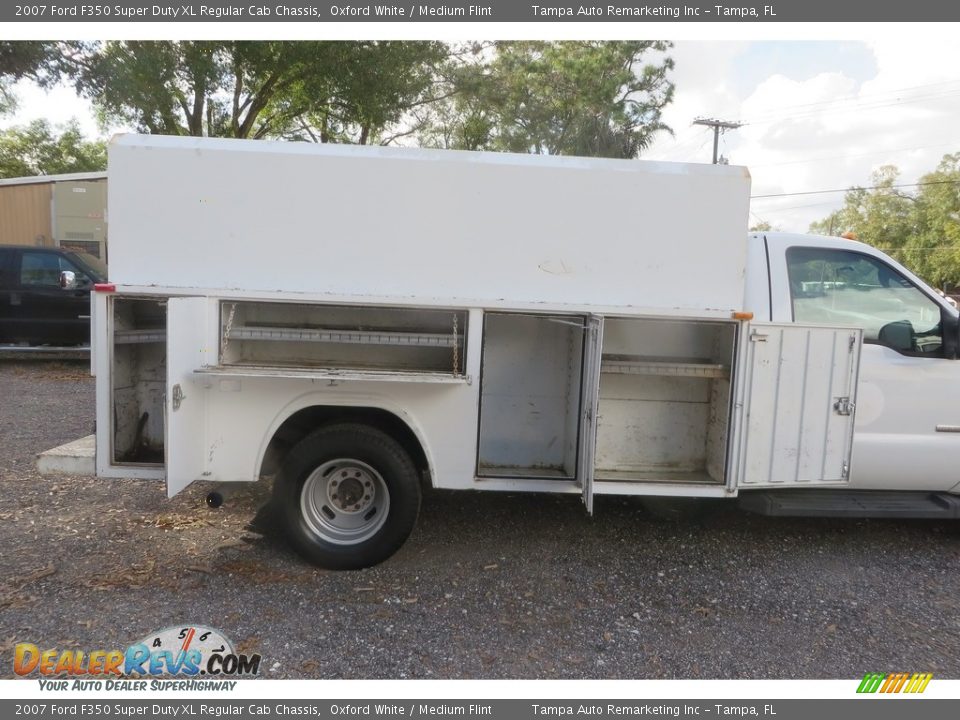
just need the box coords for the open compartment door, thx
[738,323,861,488]
[578,315,604,513]
[165,297,210,497]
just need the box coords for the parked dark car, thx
[0,245,107,345]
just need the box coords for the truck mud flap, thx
[738,490,960,519]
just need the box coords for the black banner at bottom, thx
[3,700,958,720]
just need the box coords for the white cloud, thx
[3,78,105,136]
[646,41,960,234]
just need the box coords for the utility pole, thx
[693,118,743,164]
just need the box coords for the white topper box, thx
[108,134,751,312]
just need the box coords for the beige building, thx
[0,172,108,259]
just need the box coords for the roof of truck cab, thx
[752,231,876,253]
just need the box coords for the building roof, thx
[0,171,107,188]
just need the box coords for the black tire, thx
[274,423,421,570]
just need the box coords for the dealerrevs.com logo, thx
[14,625,261,690]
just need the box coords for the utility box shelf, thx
[601,355,728,379]
[229,325,456,348]
[114,329,167,345]
[196,364,469,384]
[219,301,467,377]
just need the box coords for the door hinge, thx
[171,383,185,411]
[833,396,854,416]
[841,462,849,479]
[849,334,857,352]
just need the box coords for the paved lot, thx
[2,360,959,680]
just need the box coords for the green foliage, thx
[809,155,960,288]
[56,41,447,143]
[6,41,674,159]
[0,119,106,178]
[417,41,675,158]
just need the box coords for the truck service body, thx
[89,135,960,568]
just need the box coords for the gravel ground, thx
[2,359,959,680]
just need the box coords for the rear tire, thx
[274,423,421,570]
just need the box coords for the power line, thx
[742,78,960,117]
[751,178,960,200]
[756,199,848,212]
[644,125,715,161]
[678,134,714,163]
[743,91,960,127]
[740,81,960,126]
[742,89,960,125]
[693,118,742,164]
[748,141,958,169]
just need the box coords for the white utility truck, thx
[89,134,960,569]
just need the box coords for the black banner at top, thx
[4,0,960,22]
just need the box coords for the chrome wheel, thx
[300,458,391,545]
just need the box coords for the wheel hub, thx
[300,458,390,546]
[328,467,375,513]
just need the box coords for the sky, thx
[4,39,960,233]
[644,40,960,232]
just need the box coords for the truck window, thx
[20,252,81,288]
[786,247,943,356]
[0,248,13,283]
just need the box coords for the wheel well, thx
[260,406,431,486]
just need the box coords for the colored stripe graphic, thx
[857,672,932,693]
[857,673,885,693]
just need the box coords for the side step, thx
[739,490,960,519]
[37,434,96,476]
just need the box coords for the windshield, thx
[66,251,108,282]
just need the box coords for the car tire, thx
[274,423,421,570]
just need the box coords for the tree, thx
[54,41,448,143]
[809,155,960,288]
[903,154,960,288]
[417,41,675,158]
[0,119,106,177]
[0,41,58,113]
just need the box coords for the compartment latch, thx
[833,396,854,416]
[171,383,185,411]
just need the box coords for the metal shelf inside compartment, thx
[195,364,468,384]
[114,329,167,344]
[600,355,728,379]
[228,325,457,348]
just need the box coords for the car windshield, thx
[66,251,108,282]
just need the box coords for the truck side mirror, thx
[877,320,914,353]
[59,270,77,290]
[938,309,959,360]
[953,312,960,360]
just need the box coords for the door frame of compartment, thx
[475,311,594,482]
[594,315,740,489]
